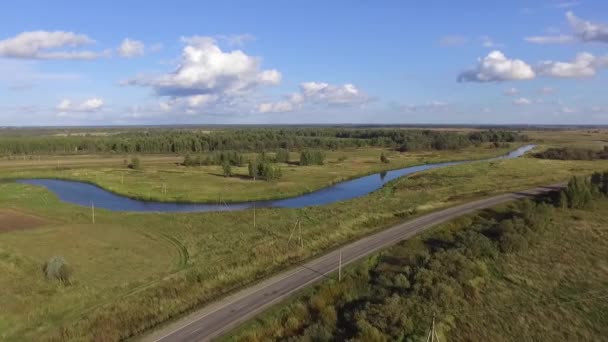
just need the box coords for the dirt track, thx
[0,209,47,232]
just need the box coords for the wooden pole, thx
[253,202,256,229]
[299,219,303,249]
[338,248,342,282]
[91,202,95,224]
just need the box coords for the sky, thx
[1,0,608,126]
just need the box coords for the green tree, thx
[222,162,232,177]
[275,149,290,163]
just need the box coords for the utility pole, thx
[91,202,95,224]
[299,219,303,249]
[425,313,440,342]
[338,248,342,282]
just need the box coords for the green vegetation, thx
[42,256,73,284]
[380,152,390,163]
[129,156,141,170]
[183,151,245,167]
[535,146,608,160]
[229,174,608,341]
[248,159,282,181]
[0,127,525,155]
[299,149,326,166]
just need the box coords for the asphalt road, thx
[143,184,563,342]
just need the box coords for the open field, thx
[1,155,608,339]
[0,129,608,340]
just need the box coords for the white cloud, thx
[118,38,145,57]
[57,97,104,113]
[0,31,104,60]
[539,86,556,95]
[560,106,577,113]
[257,101,295,113]
[551,1,581,9]
[513,97,532,105]
[216,34,255,47]
[480,36,502,48]
[504,87,520,96]
[525,12,608,45]
[125,36,281,109]
[536,52,606,78]
[567,11,608,43]
[257,82,369,113]
[439,35,468,46]
[524,34,575,44]
[458,50,535,82]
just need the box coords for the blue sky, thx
[1,0,607,125]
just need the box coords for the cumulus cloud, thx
[257,82,369,113]
[513,97,532,105]
[527,12,608,45]
[567,11,608,43]
[125,36,281,109]
[504,87,519,96]
[0,31,105,60]
[536,52,607,78]
[458,50,535,82]
[118,38,145,57]
[56,97,104,112]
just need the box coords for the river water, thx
[17,145,535,213]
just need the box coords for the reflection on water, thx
[18,145,535,213]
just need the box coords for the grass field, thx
[0,129,607,340]
[449,201,608,341]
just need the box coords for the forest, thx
[535,146,608,160]
[0,128,526,155]
[232,173,607,341]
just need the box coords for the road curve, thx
[142,184,564,342]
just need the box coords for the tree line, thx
[534,146,608,160]
[0,128,526,155]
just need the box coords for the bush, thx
[300,150,326,166]
[500,233,528,254]
[380,153,390,164]
[129,157,141,169]
[42,256,73,284]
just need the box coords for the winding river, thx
[17,145,535,213]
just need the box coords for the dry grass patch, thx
[0,209,48,232]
